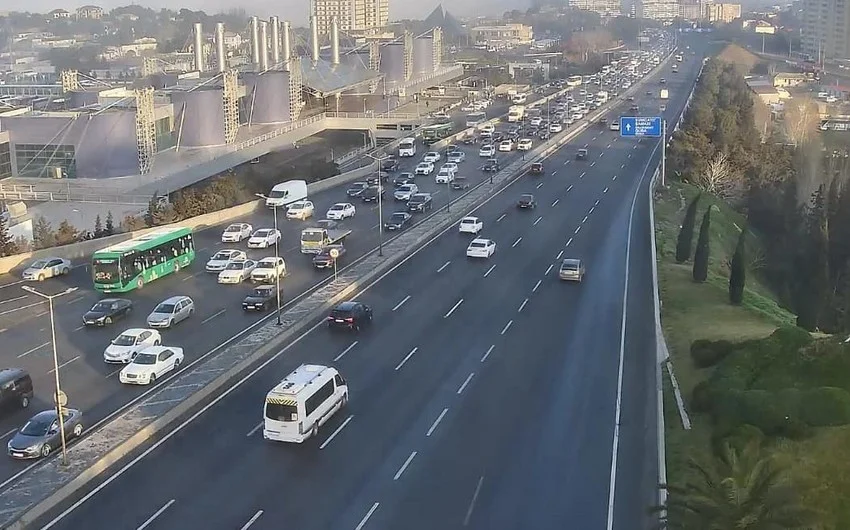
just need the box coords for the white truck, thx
[507,105,526,123]
[300,227,352,254]
[398,137,416,157]
[660,88,669,100]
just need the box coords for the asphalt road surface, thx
[35,37,708,530]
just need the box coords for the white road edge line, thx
[320,414,354,450]
[334,341,359,362]
[136,499,176,530]
[393,451,418,481]
[395,347,419,371]
[426,408,449,437]
[457,373,475,395]
[392,295,411,311]
[444,299,463,318]
[480,345,495,363]
[239,510,264,530]
[355,502,380,530]
[463,476,485,527]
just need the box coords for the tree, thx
[699,150,741,202]
[783,97,819,146]
[32,217,56,250]
[657,442,817,529]
[121,215,146,232]
[144,194,161,227]
[94,215,103,237]
[105,211,115,235]
[0,216,17,257]
[693,208,712,282]
[675,194,700,263]
[729,228,746,305]
[55,220,78,246]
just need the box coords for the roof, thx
[751,85,779,95]
[268,364,332,399]
[298,56,382,98]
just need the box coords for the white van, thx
[263,364,348,443]
[398,137,416,157]
[265,180,308,208]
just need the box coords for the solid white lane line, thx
[463,476,485,527]
[551,199,559,207]
[320,415,354,450]
[395,347,419,371]
[0,301,44,317]
[355,502,380,530]
[480,345,495,363]
[444,299,463,319]
[496,213,506,222]
[48,356,79,374]
[512,237,522,248]
[556,250,563,260]
[246,422,263,437]
[604,187,609,193]
[394,451,418,481]
[583,216,589,223]
[457,373,475,395]
[545,264,554,276]
[201,309,226,325]
[17,342,49,358]
[500,320,513,335]
[536,182,544,189]
[484,264,496,278]
[426,408,449,437]
[137,499,176,530]
[0,295,27,305]
[533,216,542,226]
[437,261,451,273]
[567,184,573,192]
[392,295,411,311]
[334,341,359,362]
[518,298,528,313]
[240,510,264,530]
[532,280,542,293]
[566,237,574,247]
[613,175,618,181]
[579,172,586,179]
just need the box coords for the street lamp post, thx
[445,144,451,213]
[255,194,283,325]
[21,285,77,466]
[364,152,388,257]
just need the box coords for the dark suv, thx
[407,193,433,213]
[0,369,34,412]
[327,301,373,332]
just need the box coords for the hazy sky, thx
[2,0,525,23]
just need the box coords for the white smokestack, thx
[193,22,204,72]
[331,17,340,66]
[259,20,269,71]
[215,22,226,73]
[310,15,319,63]
[250,16,260,67]
[270,16,280,66]
[283,20,292,71]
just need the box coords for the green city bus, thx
[92,227,196,293]
[422,122,454,144]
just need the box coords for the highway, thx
[35,37,707,530]
[0,85,558,485]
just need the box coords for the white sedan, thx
[22,257,71,281]
[221,223,253,243]
[415,162,435,175]
[435,168,455,184]
[251,257,286,283]
[286,200,314,220]
[441,162,459,174]
[326,203,356,220]
[479,145,495,157]
[422,151,441,163]
[247,229,281,249]
[119,346,184,385]
[498,140,513,152]
[103,328,162,364]
[549,123,563,133]
[205,249,247,273]
[458,217,483,235]
[466,238,496,258]
[218,259,258,284]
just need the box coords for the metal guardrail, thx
[0,188,151,205]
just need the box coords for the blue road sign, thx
[620,116,662,138]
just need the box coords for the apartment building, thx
[567,0,622,16]
[706,3,742,23]
[637,0,680,21]
[801,0,850,61]
[310,0,390,36]
[470,24,534,46]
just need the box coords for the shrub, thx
[691,338,736,368]
[691,380,715,413]
[800,387,850,427]
[711,423,764,456]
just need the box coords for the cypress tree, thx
[676,194,700,263]
[692,208,711,282]
[729,229,746,305]
[105,211,115,235]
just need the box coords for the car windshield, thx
[302,231,324,242]
[258,260,277,269]
[154,303,175,314]
[391,214,407,221]
[521,195,533,201]
[290,202,307,209]
[330,205,344,211]
[225,262,246,270]
[461,219,475,225]
[20,418,52,436]
[410,195,426,202]
[254,230,271,237]
[92,259,121,283]
[224,225,241,233]
[562,261,579,271]
[471,242,486,248]
[265,402,298,422]
[30,260,47,269]
[399,185,414,192]
[252,288,272,297]
[91,301,113,312]
[133,353,157,365]
[112,334,136,346]
[211,252,231,260]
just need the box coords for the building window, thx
[0,142,11,179]
[13,143,76,178]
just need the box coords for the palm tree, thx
[655,441,817,529]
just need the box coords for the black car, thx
[599,118,608,126]
[381,158,399,172]
[492,132,504,143]
[242,285,279,312]
[346,182,368,197]
[83,298,133,326]
[384,212,412,230]
[407,193,433,212]
[630,105,640,113]
[327,301,373,332]
[576,149,588,160]
[0,368,33,412]
[627,96,635,102]
[483,159,500,172]
[366,172,389,185]
[451,176,470,190]
[313,245,347,269]
[463,135,478,145]
[392,172,415,187]
[539,131,551,141]
[361,186,385,202]
[530,162,544,175]
[517,194,537,209]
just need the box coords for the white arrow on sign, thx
[625,123,632,132]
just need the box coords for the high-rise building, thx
[637,0,680,21]
[568,0,622,16]
[801,0,850,61]
[310,0,390,36]
[705,3,741,23]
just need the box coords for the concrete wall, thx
[172,89,226,148]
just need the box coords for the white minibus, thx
[398,137,416,157]
[265,180,308,208]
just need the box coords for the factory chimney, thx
[331,17,340,66]
[259,20,269,71]
[250,16,260,67]
[215,22,226,73]
[193,22,204,72]
[310,15,320,63]
[282,20,292,71]
[270,16,281,66]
